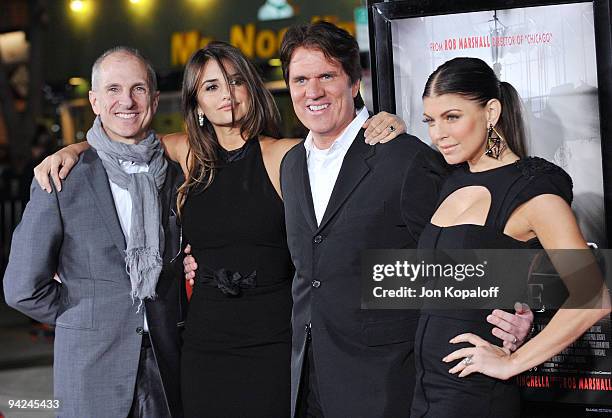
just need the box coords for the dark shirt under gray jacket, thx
[3,148,186,418]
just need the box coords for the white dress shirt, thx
[304,107,369,225]
[108,160,151,331]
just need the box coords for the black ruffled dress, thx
[180,139,294,418]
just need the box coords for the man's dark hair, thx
[280,21,364,108]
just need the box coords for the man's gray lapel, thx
[82,149,127,255]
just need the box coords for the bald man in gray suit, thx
[3,47,185,418]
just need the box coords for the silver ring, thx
[388,125,396,132]
[461,354,474,366]
[512,336,517,344]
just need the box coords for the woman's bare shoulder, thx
[160,132,189,162]
[258,136,302,198]
[259,136,301,157]
[161,132,188,146]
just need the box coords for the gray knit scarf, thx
[87,116,168,307]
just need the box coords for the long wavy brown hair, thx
[177,41,281,214]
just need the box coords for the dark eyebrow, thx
[441,109,462,116]
[422,109,462,119]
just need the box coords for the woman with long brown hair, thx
[171,42,297,417]
[34,41,406,417]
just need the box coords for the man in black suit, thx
[277,22,531,417]
[278,22,445,418]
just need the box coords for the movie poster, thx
[391,1,606,247]
[387,1,611,409]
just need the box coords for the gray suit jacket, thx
[3,148,186,418]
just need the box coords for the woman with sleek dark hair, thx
[33,41,406,417]
[412,57,609,417]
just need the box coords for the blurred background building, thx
[0,0,373,269]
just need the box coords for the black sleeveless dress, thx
[180,139,294,418]
[410,157,573,418]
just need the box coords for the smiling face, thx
[89,52,159,144]
[196,58,249,128]
[422,93,500,165]
[287,47,360,147]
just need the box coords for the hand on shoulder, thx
[34,142,89,193]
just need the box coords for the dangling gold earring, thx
[485,123,506,160]
[198,112,204,127]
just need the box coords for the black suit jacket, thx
[281,130,448,418]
